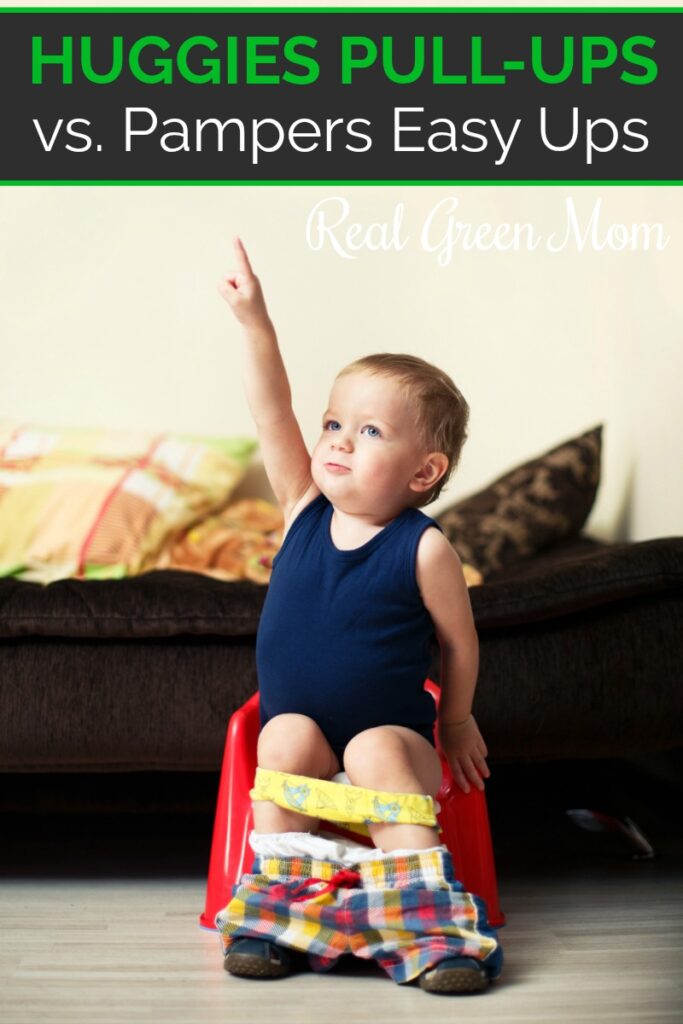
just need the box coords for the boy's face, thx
[310,371,436,516]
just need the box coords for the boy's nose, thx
[331,435,353,452]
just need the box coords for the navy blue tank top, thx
[256,493,442,757]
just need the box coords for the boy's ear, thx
[409,452,449,494]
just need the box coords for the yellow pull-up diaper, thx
[249,767,441,838]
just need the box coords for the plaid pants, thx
[216,847,503,985]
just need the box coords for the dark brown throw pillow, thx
[436,426,602,578]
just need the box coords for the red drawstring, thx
[269,868,362,903]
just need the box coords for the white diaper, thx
[248,829,447,864]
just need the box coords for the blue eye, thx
[363,425,382,438]
[325,420,341,431]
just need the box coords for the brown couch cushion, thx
[468,537,683,629]
[0,534,680,640]
[437,426,602,576]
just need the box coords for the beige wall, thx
[1,185,681,542]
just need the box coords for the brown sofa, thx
[1,533,681,774]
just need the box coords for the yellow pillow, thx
[0,420,256,583]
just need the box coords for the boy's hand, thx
[218,237,270,328]
[437,715,491,794]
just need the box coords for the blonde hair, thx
[336,353,469,507]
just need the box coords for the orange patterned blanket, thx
[152,498,284,584]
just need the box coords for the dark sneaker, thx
[418,956,489,994]
[224,938,295,979]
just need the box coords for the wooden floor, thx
[2,757,682,1023]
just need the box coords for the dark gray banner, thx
[2,9,681,181]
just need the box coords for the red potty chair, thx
[200,681,505,929]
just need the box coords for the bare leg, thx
[253,713,341,834]
[343,726,443,852]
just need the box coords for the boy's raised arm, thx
[219,238,315,516]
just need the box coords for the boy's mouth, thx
[325,462,350,473]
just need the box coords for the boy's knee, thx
[257,713,332,776]
[343,727,405,784]
[344,726,441,797]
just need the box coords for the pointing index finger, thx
[233,236,253,277]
